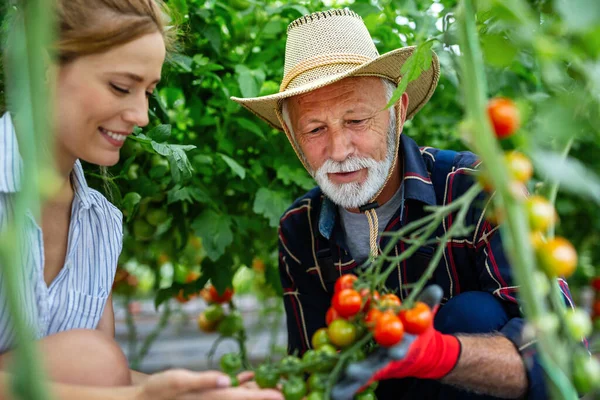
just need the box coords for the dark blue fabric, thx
[376,292,521,400]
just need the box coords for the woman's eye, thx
[110,83,130,94]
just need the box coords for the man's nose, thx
[328,126,354,162]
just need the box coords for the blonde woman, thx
[0,1,282,399]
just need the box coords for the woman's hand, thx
[136,370,283,400]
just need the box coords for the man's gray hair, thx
[280,78,398,172]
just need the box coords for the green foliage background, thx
[2,0,600,302]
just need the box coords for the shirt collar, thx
[318,134,436,239]
[0,113,92,209]
[0,113,22,193]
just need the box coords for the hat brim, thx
[230,46,440,130]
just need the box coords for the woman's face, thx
[54,32,166,169]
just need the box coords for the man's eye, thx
[110,83,130,94]
[308,127,323,134]
[349,119,366,125]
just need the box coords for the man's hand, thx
[136,370,284,400]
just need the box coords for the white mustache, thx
[317,157,379,175]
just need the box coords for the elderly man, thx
[232,9,571,400]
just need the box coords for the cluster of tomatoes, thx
[196,285,244,337]
[484,97,578,279]
[324,274,433,349]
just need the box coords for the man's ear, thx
[400,92,409,124]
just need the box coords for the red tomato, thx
[326,307,340,325]
[364,308,383,330]
[208,285,234,304]
[487,97,521,139]
[332,289,362,318]
[379,293,401,309]
[374,310,404,347]
[592,277,600,292]
[334,274,358,294]
[359,288,380,311]
[399,302,433,334]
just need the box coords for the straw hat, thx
[230,8,440,131]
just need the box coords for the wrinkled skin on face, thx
[287,76,408,210]
[54,32,166,173]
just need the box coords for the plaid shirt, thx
[278,134,573,399]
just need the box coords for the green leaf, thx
[147,124,172,142]
[236,65,259,98]
[150,142,196,183]
[168,185,210,204]
[386,41,433,108]
[170,54,193,72]
[218,153,246,179]
[203,25,222,55]
[122,192,141,222]
[481,34,517,68]
[276,165,314,190]
[237,117,266,139]
[555,0,600,33]
[192,210,234,261]
[531,150,600,205]
[253,188,291,227]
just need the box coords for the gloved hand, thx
[331,285,461,400]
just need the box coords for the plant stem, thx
[131,303,172,370]
[457,1,577,398]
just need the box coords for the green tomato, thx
[564,309,592,340]
[306,391,326,400]
[311,328,331,349]
[133,219,155,241]
[302,349,320,373]
[282,375,307,400]
[255,364,279,389]
[355,389,377,400]
[314,344,337,372]
[204,304,225,323]
[573,353,600,394]
[146,208,169,226]
[328,319,357,348]
[217,312,244,337]
[220,353,242,375]
[279,355,302,377]
[307,373,328,392]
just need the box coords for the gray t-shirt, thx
[339,185,404,266]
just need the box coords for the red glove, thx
[371,321,461,381]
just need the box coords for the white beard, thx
[313,114,397,209]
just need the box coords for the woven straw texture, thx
[231,9,440,130]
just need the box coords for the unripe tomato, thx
[487,97,520,139]
[334,274,358,293]
[356,390,377,400]
[302,349,320,373]
[282,375,307,400]
[305,391,326,400]
[327,319,357,348]
[175,289,192,304]
[399,302,433,334]
[572,353,600,394]
[526,196,557,232]
[379,293,401,309]
[197,312,217,332]
[332,289,362,318]
[220,353,242,374]
[307,373,327,392]
[203,304,225,323]
[255,364,279,388]
[326,307,340,325]
[279,355,302,377]
[311,327,331,349]
[217,312,244,337]
[537,237,578,278]
[315,344,337,372]
[530,231,546,250]
[374,310,404,347]
[208,285,234,304]
[359,288,380,311]
[365,308,383,330]
[564,309,592,340]
[505,151,533,184]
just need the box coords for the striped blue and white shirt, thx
[0,112,123,353]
